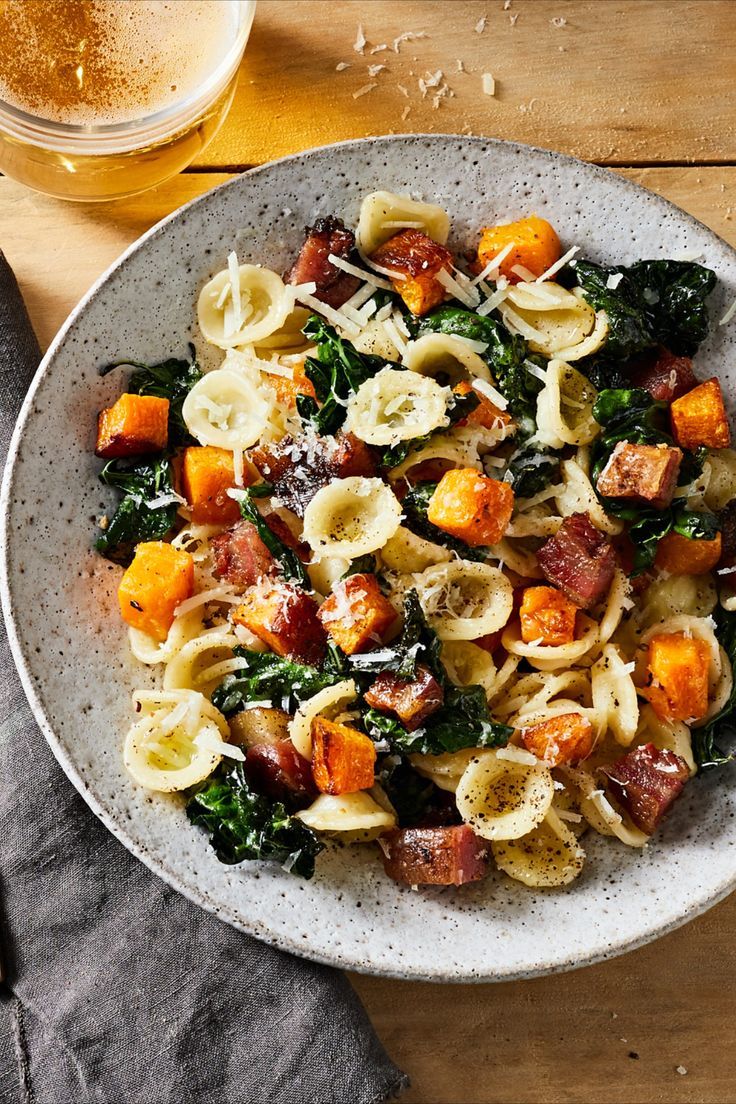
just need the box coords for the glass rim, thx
[0,0,255,144]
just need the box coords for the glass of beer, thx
[0,0,255,202]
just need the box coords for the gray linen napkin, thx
[0,251,408,1104]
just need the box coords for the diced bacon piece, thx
[311,716,376,794]
[211,520,274,588]
[474,629,504,654]
[250,431,376,517]
[317,573,397,654]
[453,381,512,431]
[654,530,722,575]
[520,713,595,767]
[645,631,710,722]
[718,500,736,568]
[96,393,169,458]
[602,743,689,835]
[233,579,327,666]
[596,441,682,510]
[245,740,317,804]
[629,346,698,402]
[519,586,578,646]
[427,467,515,546]
[363,664,444,731]
[382,825,490,886]
[537,513,617,609]
[370,228,453,316]
[670,378,731,449]
[285,215,361,308]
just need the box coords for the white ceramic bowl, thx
[3,135,736,982]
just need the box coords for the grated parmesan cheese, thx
[511,263,537,282]
[392,30,428,52]
[606,272,624,290]
[436,267,481,308]
[496,745,538,766]
[472,242,516,285]
[145,490,187,510]
[475,15,487,33]
[328,252,393,290]
[353,23,366,53]
[293,289,361,336]
[476,286,509,315]
[335,61,350,72]
[175,585,240,618]
[473,378,508,411]
[233,448,245,487]
[368,64,386,77]
[482,72,496,96]
[719,297,736,326]
[535,245,580,283]
[353,81,378,99]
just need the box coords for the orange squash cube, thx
[265,360,317,409]
[646,632,710,722]
[311,715,377,794]
[453,381,512,431]
[233,580,327,667]
[520,712,595,767]
[670,378,731,450]
[117,541,194,641]
[181,446,245,525]
[519,586,578,646]
[96,393,169,458]
[370,228,453,316]
[427,467,514,546]
[317,573,397,655]
[477,215,561,283]
[654,530,722,576]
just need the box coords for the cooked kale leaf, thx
[504,445,560,499]
[341,554,377,579]
[575,259,716,360]
[347,589,442,681]
[692,607,736,769]
[297,315,388,435]
[364,685,512,756]
[236,488,310,588]
[211,646,343,716]
[100,346,203,446]
[413,305,538,435]
[402,481,489,562]
[95,457,177,564]
[378,757,438,827]
[186,762,323,877]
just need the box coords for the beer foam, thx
[0,0,240,126]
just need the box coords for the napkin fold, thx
[0,250,407,1104]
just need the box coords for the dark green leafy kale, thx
[95,457,177,564]
[100,346,203,445]
[380,386,480,468]
[186,762,323,877]
[692,607,736,769]
[296,315,388,435]
[378,757,437,827]
[401,481,489,562]
[412,305,540,436]
[591,388,717,571]
[575,259,717,360]
[504,445,560,499]
[235,488,310,588]
[341,554,377,579]
[211,647,343,716]
[359,591,512,755]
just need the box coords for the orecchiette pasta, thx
[182,367,270,449]
[415,560,514,640]
[491,808,586,887]
[297,791,397,838]
[302,477,403,559]
[455,750,555,840]
[410,748,479,793]
[357,190,450,254]
[402,332,492,385]
[535,360,598,448]
[500,282,607,360]
[198,263,291,348]
[591,644,639,745]
[344,367,451,446]
[380,525,452,573]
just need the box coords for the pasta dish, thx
[92,190,736,889]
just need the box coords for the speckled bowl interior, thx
[3,135,736,982]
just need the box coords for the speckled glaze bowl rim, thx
[3,134,736,983]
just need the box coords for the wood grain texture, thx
[196,0,736,168]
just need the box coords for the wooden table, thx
[3,2,735,1100]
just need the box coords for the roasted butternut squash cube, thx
[311,716,377,794]
[646,632,710,722]
[182,446,244,525]
[520,713,595,767]
[670,378,731,450]
[233,580,327,666]
[370,228,453,316]
[96,393,169,458]
[519,586,578,646]
[117,541,194,641]
[477,215,561,283]
[453,381,512,431]
[265,360,317,409]
[427,467,514,546]
[654,530,722,576]
[317,573,397,655]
